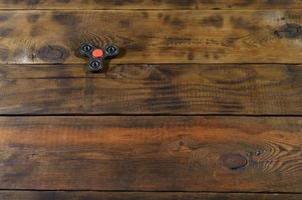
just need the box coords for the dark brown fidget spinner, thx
[79,43,120,72]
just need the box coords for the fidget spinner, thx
[79,43,120,72]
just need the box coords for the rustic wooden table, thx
[0,1,301,199]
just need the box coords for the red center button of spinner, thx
[92,49,104,58]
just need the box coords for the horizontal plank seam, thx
[0,189,301,194]
[0,9,301,11]
[0,114,301,117]
[5,63,302,66]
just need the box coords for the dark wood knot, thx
[219,153,248,170]
[274,23,302,39]
[37,45,69,63]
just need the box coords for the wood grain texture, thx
[0,0,301,10]
[0,191,302,200]
[0,116,301,191]
[0,64,301,115]
[1,10,302,64]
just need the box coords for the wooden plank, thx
[0,191,302,200]
[1,10,302,64]
[0,0,301,10]
[0,116,301,191]
[0,64,301,115]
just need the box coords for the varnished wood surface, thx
[1,10,302,64]
[0,0,301,10]
[0,191,301,200]
[0,116,301,192]
[0,1,301,199]
[0,64,300,115]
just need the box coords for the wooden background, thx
[0,0,301,199]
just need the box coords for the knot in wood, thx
[219,153,248,170]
